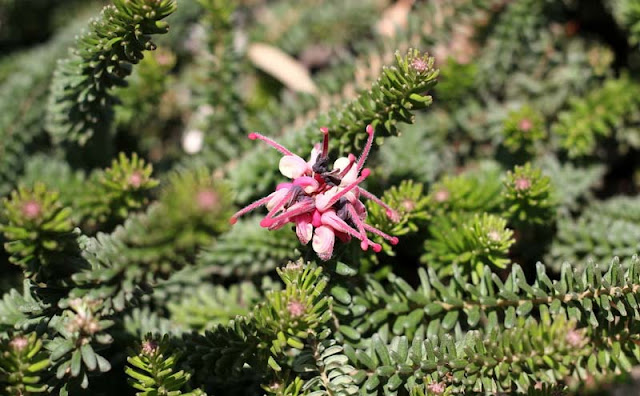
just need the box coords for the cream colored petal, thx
[279,155,310,179]
[333,157,351,173]
[267,188,289,211]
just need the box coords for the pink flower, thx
[230,125,399,260]
[518,118,533,132]
[427,382,446,395]
[9,336,28,352]
[514,177,531,191]
[22,200,41,219]
[287,300,306,317]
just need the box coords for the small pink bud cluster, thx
[22,200,42,220]
[514,177,531,191]
[411,57,430,72]
[518,118,533,132]
[230,125,399,261]
[141,340,159,356]
[66,298,101,336]
[128,171,144,188]
[9,336,28,352]
[197,189,218,211]
[287,300,306,317]
[427,382,446,395]
[565,328,586,348]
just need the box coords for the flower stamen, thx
[230,194,274,224]
[355,124,375,172]
[248,132,294,156]
[317,169,371,211]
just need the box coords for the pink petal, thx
[353,199,367,219]
[266,188,289,211]
[340,166,359,186]
[276,182,293,191]
[279,155,310,179]
[312,226,335,261]
[315,187,339,211]
[312,209,322,227]
[295,214,313,245]
[293,176,319,194]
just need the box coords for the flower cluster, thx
[230,125,399,260]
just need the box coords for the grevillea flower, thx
[230,125,399,261]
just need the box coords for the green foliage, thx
[70,167,233,313]
[75,152,159,232]
[0,183,79,284]
[46,298,114,390]
[477,0,548,92]
[0,332,49,395]
[0,16,84,196]
[185,0,250,168]
[114,48,177,140]
[16,153,158,235]
[0,281,47,333]
[168,282,264,331]
[249,0,380,56]
[609,0,640,45]
[626,1,640,45]
[336,255,640,393]
[196,216,300,278]
[46,0,177,146]
[549,197,640,271]
[501,105,546,157]
[421,213,515,277]
[334,255,640,344]
[535,156,605,212]
[427,163,504,215]
[553,75,640,158]
[347,316,589,394]
[126,334,205,396]
[367,180,431,240]
[376,112,455,184]
[185,261,332,392]
[434,58,478,108]
[502,163,555,225]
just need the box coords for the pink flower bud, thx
[9,336,28,352]
[141,340,159,356]
[518,118,533,132]
[287,300,306,317]
[22,200,41,219]
[514,177,531,191]
[129,171,143,188]
[197,189,218,211]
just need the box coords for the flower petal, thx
[293,176,319,194]
[333,157,351,172]
[312,226,335,261]
[279,155,310,179]
[308,144,322,167]
[295,214,313,245]
[266,188,289,211]
[340,166,359,186]
[315,187,338,212]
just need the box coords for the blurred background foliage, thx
[1,0,640,394]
